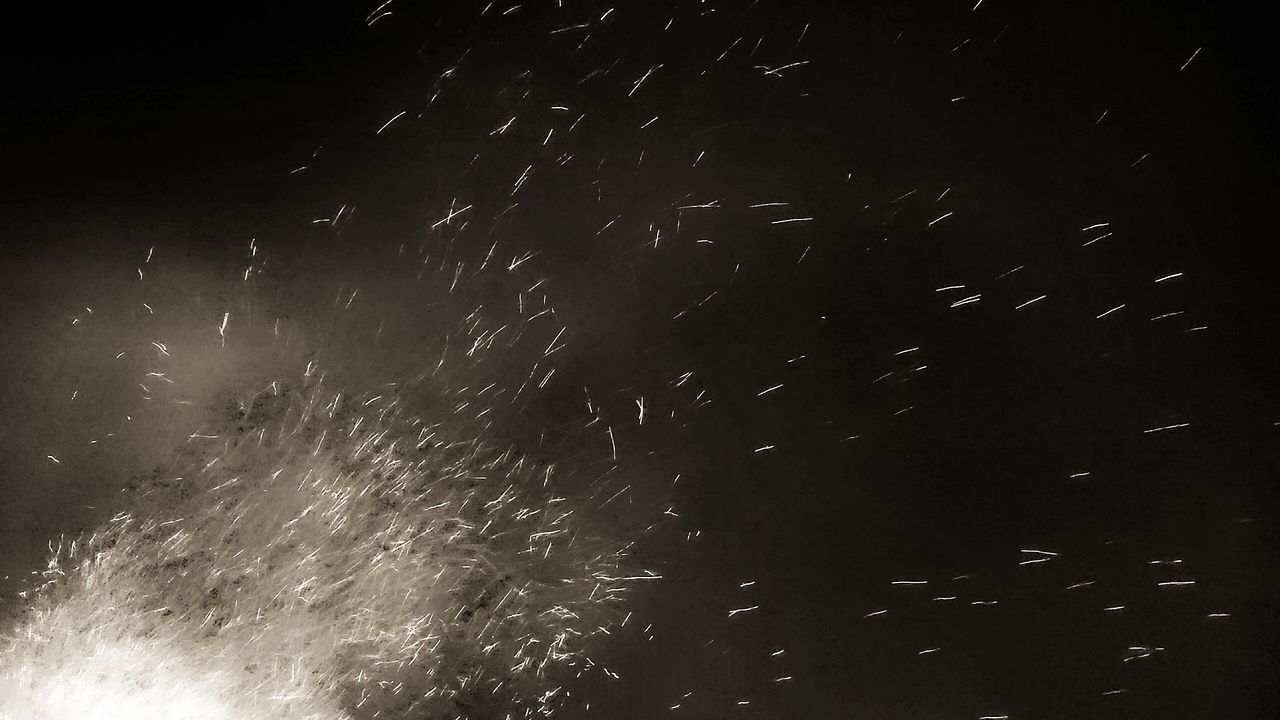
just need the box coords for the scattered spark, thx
[628,64,661,97]
[1179,47,1202,72]
[375,110,407,134]
[0,8,1258,718]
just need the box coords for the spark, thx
[1179,47,1202,72]
[431,204,473,229]
[628,64,661,97]
[1096,304,1125,319]
[492,116,517,135]
[1143,422,1190,434]
[756,60,810,77]
[512,164,533,195]
[1015,294,1046,310]
[375,110,407,134]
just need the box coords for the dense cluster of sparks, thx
[1,366,654,719]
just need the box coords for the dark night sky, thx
[1,1,1277,718]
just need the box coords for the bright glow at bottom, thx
[1,641,238,720]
